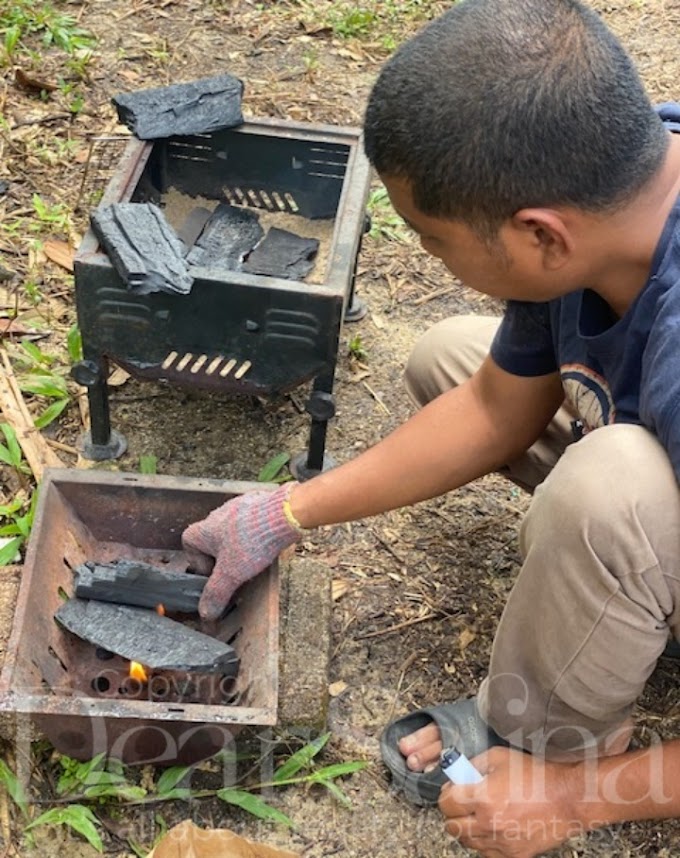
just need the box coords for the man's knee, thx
[404,315,498,407]
[522,423,680,565]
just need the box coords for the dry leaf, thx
[371,313,386,330]
[108,367,131,387]
[349,369,371,383]
[328,681,348,698]
[151,820,299,858]
[43,239,74,273]
[0,318,49,340]
[458,628,476,651]
[14,68,58,93]
[332,579,349,601]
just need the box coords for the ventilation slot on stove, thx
[161,352,252,381]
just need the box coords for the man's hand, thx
[182,483,304,620]
[438,747,581,858]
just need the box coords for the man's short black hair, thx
[364,0,668,236]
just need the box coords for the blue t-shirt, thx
[490,103,680,476]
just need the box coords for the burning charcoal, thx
[74,560,206,613]
[186,203,263,269]
[243,227,319,280]
[90,203,193,296]
[55,599,239,676]
[112,73,244,140]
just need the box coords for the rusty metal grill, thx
[0,469,280,765]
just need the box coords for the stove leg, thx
[290,374,337,481]
[72,357,127,460]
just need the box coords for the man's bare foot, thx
[397,716,635,770]
[397,722,443,772]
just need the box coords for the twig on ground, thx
[412,285,457,306]
[45,438,78,455]
[362,380,391,415]
[356,612,442,640]
[385,651,419,727]
[0,350,65,479]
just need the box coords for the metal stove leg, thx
[72,356,127,460]
[290,372,337,481]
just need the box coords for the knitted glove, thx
[182,482,305,620]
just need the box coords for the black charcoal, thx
[176,206,214,253]
[243,227,319,280]
[91,203,193,295]
[74,560,206,613]
[112,73,244,140]
[55,599,239,675]
[186,203,263,269]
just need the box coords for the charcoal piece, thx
[0,180,9,196]
[55,599,239,675]
[242,227,319,280]
[91,203,193,296]
[74,560,206,613]
[112,73,244,140]
[176,206,214,253]
[186,203,263,269]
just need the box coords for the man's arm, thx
[438,742,680,858]
[290,355,564,527]
[184,354,562,616]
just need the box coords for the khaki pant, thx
[405,316,680,756]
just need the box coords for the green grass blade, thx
[34,398,69,429]
[0,759,29,818]
[0,423,22,468]
[67,324,82,362]
[273,733,330,783]
[317,778,352,808]
[216,789,294,828]
[155,765,191,796]
[26,805,103,852]
[257,452,290,483]
[19,375,68,398]
[308,761,369,781]
[0,537,23,566]
[139,455,157,475]
[83,783,147,801]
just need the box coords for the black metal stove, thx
[73,118,371,478]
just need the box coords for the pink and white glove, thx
[182,482,305,620]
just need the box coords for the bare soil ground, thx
[2,0,680,856]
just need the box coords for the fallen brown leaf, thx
[108,367,131,387]
[0,318,49,340]
[14,68,58,93]
[43,239,74,273]
[332,579,349,601]
[458,628,476,651]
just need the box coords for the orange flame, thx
[156,603,165,617]
[129,661,148,682]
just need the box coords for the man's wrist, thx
[281,482,306,532]
[286,481,318,530]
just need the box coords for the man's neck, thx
[587,132,680,318]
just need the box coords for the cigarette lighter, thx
[440,746,483,785]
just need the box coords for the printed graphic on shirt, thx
[561,363,616,431]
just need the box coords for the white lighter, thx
[440,746,484,785]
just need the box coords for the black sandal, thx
[380,697,508,806]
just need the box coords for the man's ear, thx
[510,208,575,270]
